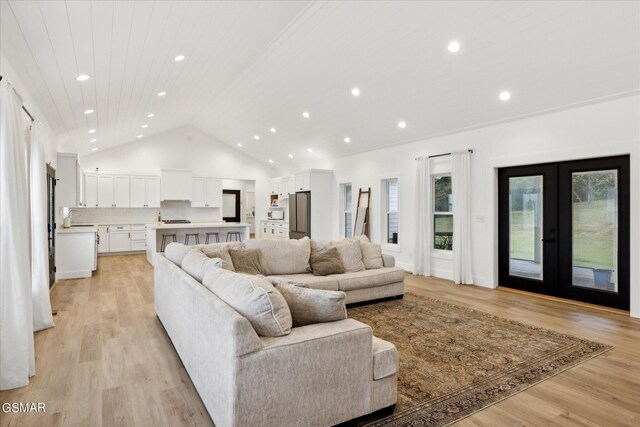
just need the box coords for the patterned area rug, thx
[345,293,612,426]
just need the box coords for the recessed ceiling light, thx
[351,87,360,96]
[499,91,511,101]
[89,139,97,143]
[270,127,276,133]
[254,135,260,140]
[268,159,274,164]
[84,109,94,115]
[237,143,243,147]
[91,147,98,151]
[147,113,154,118]
[88,129,96,134]
[76,74,90,81]
[344,137,351,143]
[141,124,148,128]
[447,41,461,53]
[157,91,166,97]
[397,121,407,129]
[307,148,313,153]
[137,134,143,138]
[302,111,310,118]
[174,55,185,62]
[288,154,294,158]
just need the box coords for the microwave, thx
[268,210,284,220]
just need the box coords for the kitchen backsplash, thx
[69,201,222,224]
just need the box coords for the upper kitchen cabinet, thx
[192,177,222,207]
[131,175,161,208]
[84,173,130,208]
[56,153,80,207]
[96,175,114,207]
[161,169,193,201]
[294,173,311,192]
[113,175,130,207]
[84,173,98,207]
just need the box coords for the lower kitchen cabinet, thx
[109,230,131,252]
[97,226,110,253]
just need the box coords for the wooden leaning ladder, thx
[354,187,371,238]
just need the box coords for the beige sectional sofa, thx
[155,245,399,427]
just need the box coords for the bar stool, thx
[160,233,177,252]
[205,232,219,244]
[185,233,200,245]
[226,231,242,242]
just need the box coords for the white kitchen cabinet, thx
[97,226,110,253]
[261,220,289,240]
[56,153,79,208]
[113,175,130,207]
[192,177,222,207]
[109,228,131,252]
[97,175,114,207]
[131,175,161,208]
[206,178,222,207]
[294,173,311,192]
[147,176,161,207]
[192,177,206,207]
[84,173,98,207]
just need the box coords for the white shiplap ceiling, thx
[2,1,639,165]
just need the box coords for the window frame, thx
[339,182,353,238]
[381,177,400,249]
[432,173,453,252]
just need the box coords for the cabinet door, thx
[269,179,277,195]
[109,231,131,252]
[206,178,222,207]
[97,226,110,253]
[146,176,161,208]
[97,175,114,207]
[130,176,146,207]
[295,173,310,191]
[113,175,130,207]
[84,173,98,207]
[192,177,206,207]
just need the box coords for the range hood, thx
[161,169,193,201]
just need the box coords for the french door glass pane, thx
[509,176,543,279]
[571,170,618,292]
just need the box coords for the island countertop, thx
[56,226,98,234]
[146,222,250,230]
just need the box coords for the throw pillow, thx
[196,246,235,271]
[193,241,241,255]
[164,242,192,267]
[273,280,347,327]
[182,250,222,282]
[243,237,311,275]
[360,242,384,269]
[310,247,345,276]
[332,240,365,272]
[202,268,292,337]
[229,248,262,275]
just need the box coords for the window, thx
[382,178,399,244]
[433,175,453,250]
[340,183,353,238]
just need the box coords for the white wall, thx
[80,126,277,229]
[288,96,640,317]
[0,51,58,167]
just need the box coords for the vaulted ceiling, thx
[2,1,639,165]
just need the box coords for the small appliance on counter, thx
[268,210,285,220]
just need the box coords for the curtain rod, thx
[0,75,35,122]
[415,149,473,161]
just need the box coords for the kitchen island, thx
[145,222,250,264]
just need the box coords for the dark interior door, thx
[222,190,241,222]
[499,164,558,295]
[47,164,56,287]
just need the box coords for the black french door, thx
[499,156,630,310]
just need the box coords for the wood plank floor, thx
[1,255,638,426]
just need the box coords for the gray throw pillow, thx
[273,280,347,327]
[332,240,365,272]
[229,248,262,275]
[361,242,384,269]
[310,247,345,276]
[196,246,235,271]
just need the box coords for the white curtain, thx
[413,157,432,275]
[451,150,474,284]
[1,79,36,390]
[30,123,54,331]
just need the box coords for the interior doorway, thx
[498,155,630,310]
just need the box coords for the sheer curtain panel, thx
[413,157,432,275]
[30,123,54,331]
[451,151,474,284]
[0,80,36,390]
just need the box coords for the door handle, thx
[542,238,556,242]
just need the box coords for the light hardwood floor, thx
[1,255,638,426]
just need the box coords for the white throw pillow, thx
[360,242,384,269]
[332,240,365,272]
[182,250,222,282]
[272,280,347,327]
[243,237,311,275]
[202,268,292,337]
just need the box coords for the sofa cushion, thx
[361,242,384,269]
[338,267,406,291]
[275,273,340,291]
[229,248,262,275]
[182,250,222,282]
[332,240,365,273]
[243,237,311,275]
[193,242,241,270]
[272,280,347,327]
[202,268,292,337]
[164,242,192,267]
[372,336,398,380]
[310,247,345,276]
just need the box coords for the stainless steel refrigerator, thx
[289,191,311,239]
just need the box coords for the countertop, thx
[146,222,250,230]
[57,226,98,234]
[261,219,289,223]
